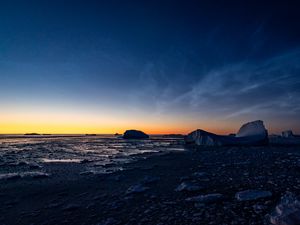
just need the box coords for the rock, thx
[282,130,294,138]
[126,184,149,194]
[270,193,300,225]
[186,193,223,203]
[122,130,149,139]
[185,120,269,146]
[235,190,272,201]
[175,182,203,192]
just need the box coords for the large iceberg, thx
[185,120,269,146]
[236,120,268,137]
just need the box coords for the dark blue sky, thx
[0,0,299,134]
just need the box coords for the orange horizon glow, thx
[0,111,236,135]
[0,120,234,135]
[1,108,295,135]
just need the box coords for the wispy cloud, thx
[131,48,300,127]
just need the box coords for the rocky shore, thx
[1,145,300,224]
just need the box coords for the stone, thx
[186,193,223,203]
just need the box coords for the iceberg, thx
[185,120,269,146]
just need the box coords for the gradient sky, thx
[0,0,299,134]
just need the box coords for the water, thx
[0,135,185,176]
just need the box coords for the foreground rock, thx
[123,130,149,139]
[185,120,269,146]
[186,193,223,203]
[270,193,300,225]
[235,190,272,201]
[175,182,202,192]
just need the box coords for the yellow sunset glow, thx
[0,109,237,135]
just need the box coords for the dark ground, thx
[1,145,300,225]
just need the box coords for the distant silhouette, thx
[123,130,149,139]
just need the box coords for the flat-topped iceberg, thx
[185,120,269,146]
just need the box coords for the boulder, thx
[282,130,294,138]
[185,120,269,146]
[123,130,149,139]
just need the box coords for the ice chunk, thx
[235,190,272,201]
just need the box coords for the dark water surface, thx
[0,135,184,178]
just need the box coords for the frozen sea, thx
[0,135,185,178]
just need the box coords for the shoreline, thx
[1,146,300,224]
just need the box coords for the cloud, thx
[131,48,300,126]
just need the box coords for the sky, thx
[0,0,299,134]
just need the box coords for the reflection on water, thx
[0,135,184,176]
